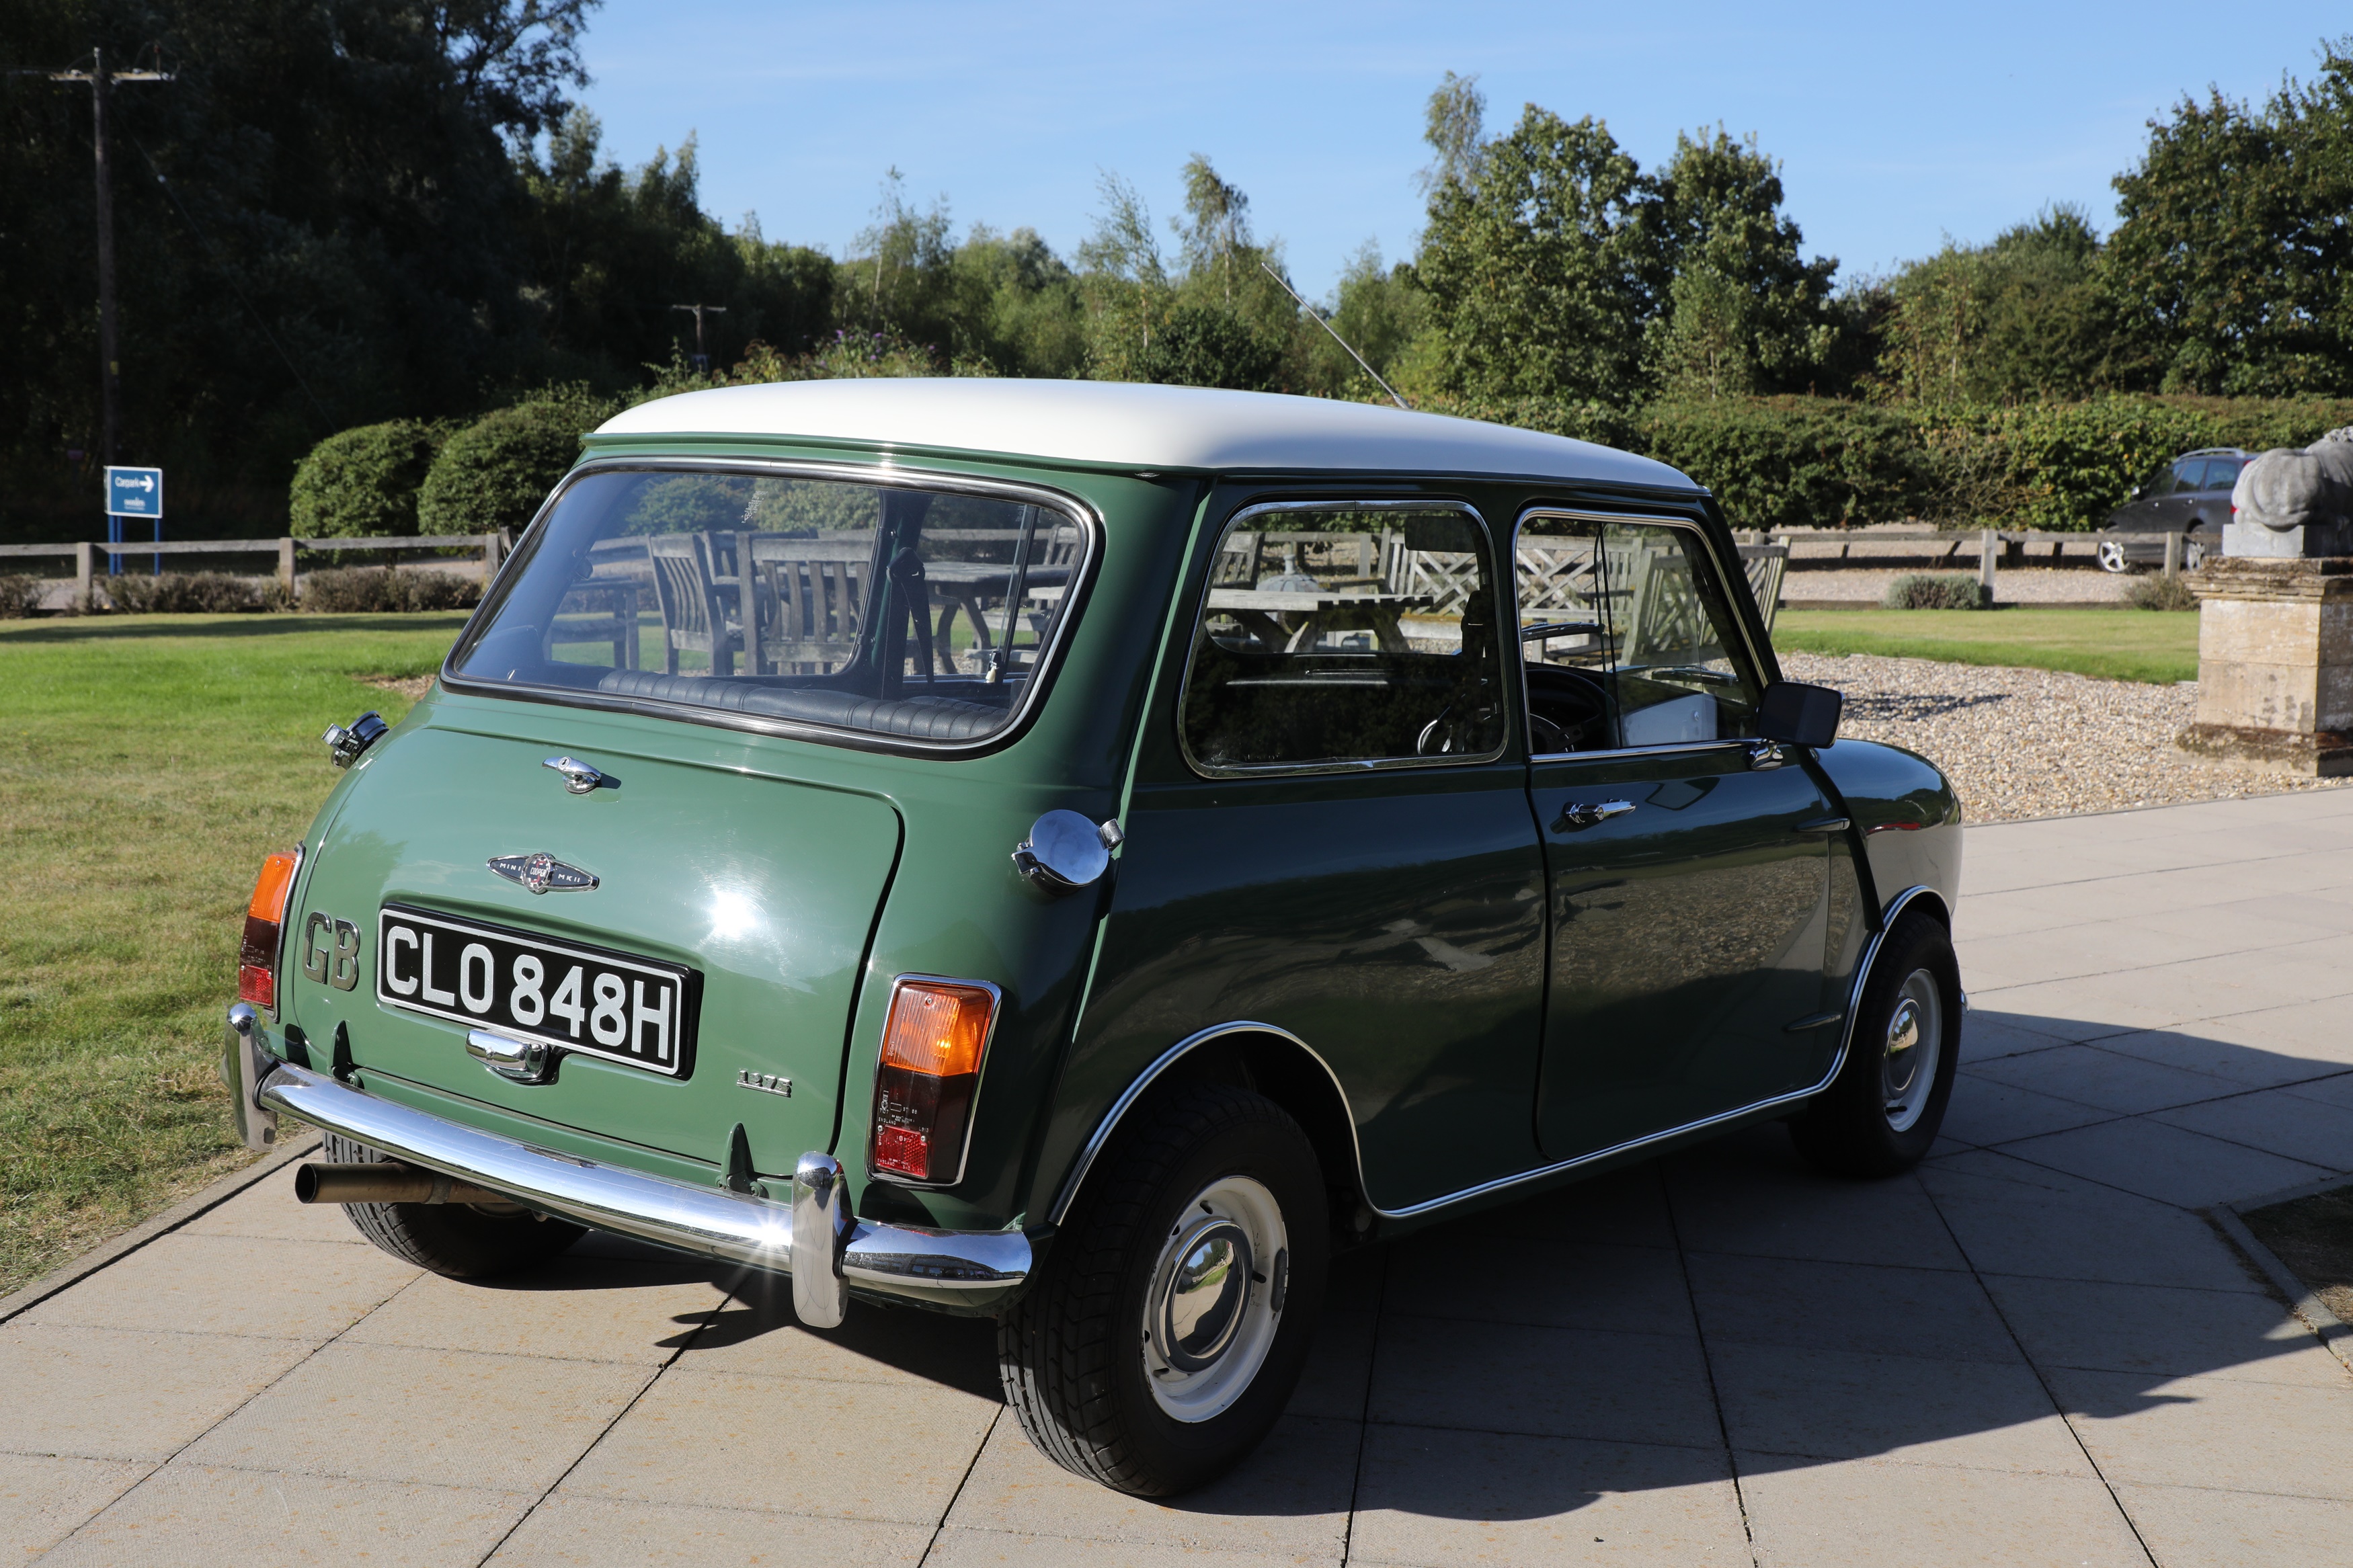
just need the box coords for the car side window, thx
[2169,460,2206,493]
[1515,514,1766,755]
[1178,505,1505,773]
[2198,458,2244,493]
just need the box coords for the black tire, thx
[1788,908,1962,1178]
[321,1132,584,1278]
[998,1085,1328,1496]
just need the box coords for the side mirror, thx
[1758,681,1841,749]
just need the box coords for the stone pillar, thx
[2177,557,2353,776]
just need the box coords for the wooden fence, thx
[0,533,510,602]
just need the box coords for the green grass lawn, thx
[0,612,469,1295]
[1771,606,2201,685]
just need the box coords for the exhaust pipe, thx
[295,1162,512,1206]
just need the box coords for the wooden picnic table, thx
[1203,588,1437,653]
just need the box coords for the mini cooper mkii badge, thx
[488,852,599,895]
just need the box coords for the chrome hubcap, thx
[1143,1175,1287,1423]
[1882,968,1944,1132]
[1156,1219,1252,1373]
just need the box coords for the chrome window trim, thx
[1512,505,1773,765]
[1049,884,1944,1227]
[865,973,1005,1190]
[1173,497,1510,780]
[438,455,1105,760]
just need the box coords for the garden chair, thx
[645,532,742,677]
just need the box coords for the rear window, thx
[448,467,1090,747]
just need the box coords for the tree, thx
[1414,102,1660,401]
[1647,130,1837,397]
[0,0,602,536]
[1880,208,2117,403]
[1176,153,1251,307]
[2105,43,2353,395]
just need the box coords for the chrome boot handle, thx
[543,755,613,794]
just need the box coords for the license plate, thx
[376,905,699,1077]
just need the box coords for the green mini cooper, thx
[224,380,1963,1496]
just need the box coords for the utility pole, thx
[670,302,727,371]
[44,47,173,470]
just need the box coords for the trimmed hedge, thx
[301,566,483,613]
[100,571,276,614]
[290,419,444,537]
[417,390,614,537]
[0,573,39,617]
[1419,391,2353,532]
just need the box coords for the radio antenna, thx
[1259,259,1411,411]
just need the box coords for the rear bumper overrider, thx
[242,1046,1030,1319]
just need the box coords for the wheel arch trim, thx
[1045,1022,1363,1227]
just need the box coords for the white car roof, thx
[594,378,1697,490]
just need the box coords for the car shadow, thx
[548,1011,2347,1523]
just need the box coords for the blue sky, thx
[576,1,2345,300]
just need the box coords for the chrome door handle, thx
[1556,800,1636,831]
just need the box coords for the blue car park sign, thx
[106,466,163,517]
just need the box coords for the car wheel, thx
[998,1085,1328,1497]
[321,1131,584,1278]
[1787,909,1962,1178]
[2096,540,2130,573]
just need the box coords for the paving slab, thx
[1737,1454,2150,1568]
[1682,1254,2014,1364]
[1380,1233,1693,1335]
[2150,1086,2353,1172]
[941,1413,1355,1557]
[17,1231,419,1343]
[1663,1136,1970,1270]
[0,1324,313,1464]
[488,1495,932,1567]
[2047,1368,2353,1500]
[1348,1426,1747,1567]
[927,1527,1325,1566]
[1918,1151,2264,1292]
[34,1462,532,1568]
[2110,1482,2353,1568]
[0,1452,147,1564]
[179,1340,654,1491]
[1939,1073,2115,1147]
[1997,1115,2334,1207]
[1708,1339,2093,1476]
[1367,1315,1719,1448]
[2091,1019,2353,1087]
[1978,1273,2346,1387]
[557,1367,997,1526]
[180,1162,380,1246]
[344,1256,731,1366]
[1960,1042,2244,1116]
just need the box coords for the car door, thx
[1516,509,1841,1161]
[1076,498,1549,1212]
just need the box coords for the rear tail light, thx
[237,848,303,1012]
[869,977,999,1184]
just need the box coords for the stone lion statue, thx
[2233,426,2353,532]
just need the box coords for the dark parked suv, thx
[2099,448,2250,571]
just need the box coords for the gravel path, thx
[1780,651,2352,823]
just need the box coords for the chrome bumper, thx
[252,1060,1030,1317]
